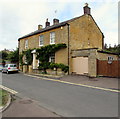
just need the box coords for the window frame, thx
[39,35,44,46]
[49,53,55,63]
[25,39,28,49]
[50,32,55,44]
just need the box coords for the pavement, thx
[32,73,119,90]
[60,75,119,90]
[2,96,60,117]
[2,73,119,117]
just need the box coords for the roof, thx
[97,50,119,55]
[18,23,67,41]
[18,14,103,40]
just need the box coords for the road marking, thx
[25,74,120,93]
[0,85,18,94]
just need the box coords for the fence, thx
[97,59,120,78]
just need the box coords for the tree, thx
[104,43,108,49]
[104,44,120,55]
[0,51,8,60]
[7,48,19,63]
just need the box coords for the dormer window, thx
[50,32,55,44]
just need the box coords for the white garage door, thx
[72,57,88,75]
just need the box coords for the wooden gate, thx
[97,59,120,77]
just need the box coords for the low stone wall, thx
[32,68,66,76]
[19,65,23,71]
[23,65,28,73]
[46,68,65,76]
[28,65,33,74]
[20,65,67,76]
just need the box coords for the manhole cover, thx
[19,99,33,104]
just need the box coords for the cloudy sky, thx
[0,0,119,51]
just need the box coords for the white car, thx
[2,64,19,74]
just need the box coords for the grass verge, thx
[0,89,9,106]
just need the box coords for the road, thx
[2,73,118,117]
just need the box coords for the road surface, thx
[2,73,118,117]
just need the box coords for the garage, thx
[72,57,88,75]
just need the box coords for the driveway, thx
[2,73,118,117]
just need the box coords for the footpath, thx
[2,96,60,117]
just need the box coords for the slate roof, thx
[97,50,119,55]
[18,14,103,40]
[18,15,83,40]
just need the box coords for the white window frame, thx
[50,32,55,44]
[39,35,44,46]
[49,53,55,63]
[25,39,28,49]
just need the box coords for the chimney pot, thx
[38,25,43,30]
[83,3,91,15]
[45,18,50,27]
[53,18,59,25]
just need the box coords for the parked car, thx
[2,64,19,74]
[0,65,3,72]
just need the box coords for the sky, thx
[0,0,119,51]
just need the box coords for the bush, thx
[49,63,69,73]
[38,62,50,74]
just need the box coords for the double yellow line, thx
[0,85,18,94]
[25,74,120,93]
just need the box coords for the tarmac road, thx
[2,73,118,117]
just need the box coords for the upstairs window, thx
[39,35,44,46]
[50,32,55,44]
[25,40,28,49]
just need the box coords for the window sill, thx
[39,45,44,47]
[50,43,55,45]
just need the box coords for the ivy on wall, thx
[19,43,69,74]
[36,43,67,62]
[19,49,33,65]
[36,43,69,74]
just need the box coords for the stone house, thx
[18,4,119,77]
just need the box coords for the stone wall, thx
[97,52,118,60]
[69,15,103,50]
[71,48,97,77]
[19,14,103,76]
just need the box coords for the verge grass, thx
[0,89,9,106]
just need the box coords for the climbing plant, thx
[36,43,67,62]
[19,49,33,65]
[19,54,24,66]
[24,49,33,65]
[36,43,68,73]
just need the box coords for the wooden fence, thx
[97,59,120,78]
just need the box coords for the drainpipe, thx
[66,23,70,75]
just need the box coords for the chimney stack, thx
[38,24,43,30]
[53,18,59,25]
[45,18,50,27]
[83,3,91,15]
